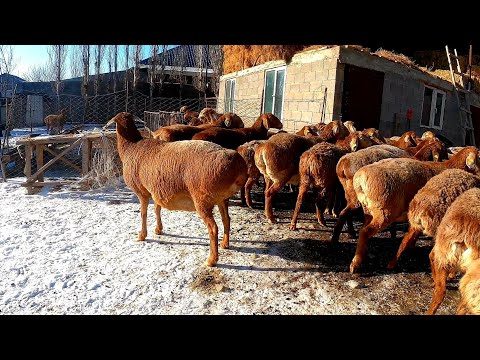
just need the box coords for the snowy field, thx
[0,178,460,315]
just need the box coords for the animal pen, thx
[0,90,217,191]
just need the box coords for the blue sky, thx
[10,45,173,79]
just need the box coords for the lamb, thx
[191,113,283,150]
[236,140,266,208]
[331,144,410,242]
[153,113,244,142]
[254,120,350,223]
[458,259,480,315]
[427,188,480,314]
[350,146,480,273]
[387,169,480,269]
[198,108,222,124]
[104,112,248,267]
[44,109,67,135]
[385,130,418,149]
[413,139,448,162]
[289,132,373,230]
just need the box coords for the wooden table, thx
[16,131,117,194]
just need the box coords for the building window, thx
[225,79,236,113]
[263,66,286,119]
[421,86,445,130]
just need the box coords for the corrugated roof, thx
[140,45,212,68]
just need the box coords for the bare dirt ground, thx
[188,184,460,315]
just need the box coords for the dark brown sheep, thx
[153,113,244,142]
[104,112,248,267]
[191,113,283,150]
[350,147,480,273]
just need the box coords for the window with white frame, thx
[263,66,286,119]
[421,86,446,129]
[224,79,236,113]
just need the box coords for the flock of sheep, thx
[103,106,480,315]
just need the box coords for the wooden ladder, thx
[445,45,475,146]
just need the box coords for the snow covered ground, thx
[0,179,460,315]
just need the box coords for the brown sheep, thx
[458,259,480,315]
[44,109,67,135]
[198,108,222,124]
[331,144,411,242]
[153,113,244,142]
[413,139,448,162]
[104,112,248,267]
[350,147,480,273]
[296,125,319,136]
[361,128,387,145]
[179,106,199,122]
[255,121,350,223]
[427,188,480,314]
[421,130,436,140]
[237,140,266,208]
[289,133,373,230]
[387,169,480,269]
[191,113,283,150]
[343,121,357,133]
[385,130,418,149]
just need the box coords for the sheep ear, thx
[262,115,270,129]
[433,153,439,161]
[350,137,358,151]
[404,134,411,143]
[466,152,476,169]
[332,123,339,135]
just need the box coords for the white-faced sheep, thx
[254,120,350,224]
[237,140,266,208]
[331,144,410,242]
[289,133,373,231]
[387,169,480,269]
[104,112,248,267]
[153,113,244,142]
[427,188,480,314]
[191,113,283,150]
[458,259,480,315]
[350,146,480,273]
[44,109,67,135]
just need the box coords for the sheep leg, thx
[426,249,448,315]
[350,213,383,273]
[265,179,289,224]
[457,297,468,315]
[240,185,247,206]
[196,205,219,267]
[245,177,256,208]
[289,183,309,230]
[331,203,358,243]
[315,191,327,226]
[389,223,397,240]
[324,191,335,217]
[138,195,150,241]
[154,203,163,235]
[217,199,230,249]
[387,227,421,269]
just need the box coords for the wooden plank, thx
[82,138,93,176]
[20,181,73,187]
[445,45,457,86]
[36,144,44,182]
[25,137,83,184]
[44,146,82,173]
[15,131,116,145]
[454,49,465,88]
[23,143,34,194]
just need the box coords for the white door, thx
[26,95,44,127]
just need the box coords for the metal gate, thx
[26,95,44,127]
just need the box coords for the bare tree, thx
[81,45,90,97]
[208,45,223,97]
[94,45,105,95]
[148,45,159,106]
[0,45,18,75]
[22,64,51,82]
[113,45,118,92]
[170,45,187,99]
[123,45,130,91]
[193,45,209,99]
[70,45,83,78]
[133,45,143,91]
[47,45,68,109]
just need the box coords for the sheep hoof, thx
[289,224,297,231]
[221,240,229,249]
[138,232,147,241]
[205,258,218,267]
[318,219,327,227]
[154,227,162,235]
[324,208,331,215]
[267,217,277,224]
[349,256,362,273]
[386,259,397,270]
[332,212,338,218]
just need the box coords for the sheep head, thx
[104,112,143,143]
[179,106,189,113]
[260,113,283,130]
[349,134,359,152]
[421,130,436,140]
[400,131,418,147]
[220,113,244,128]
[343,121,357,133]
